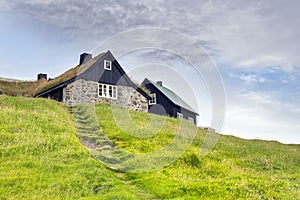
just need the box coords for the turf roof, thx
[36,53,105,94]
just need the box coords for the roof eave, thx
[175,105,199,116]
[145,79,198,115]
[34,77,75,97]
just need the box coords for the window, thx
[103,84,107,97]
[149,93,156,105]
[99,85,103,96]
[104,60,112,70]
[99,83,117,99]
[108,85,113,98]
[188,117,194,123]
[177,112,183,119]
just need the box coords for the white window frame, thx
[98,83,117,99]
[177,112,183,119]
[149,93,156,105]
[188,117,194,123]
[104,60,112,70]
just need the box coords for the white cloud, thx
[230,73,266,84]
[0,0,300,143]
[1,0,298,71]
[224,87,300,143]
[224,104,300,143]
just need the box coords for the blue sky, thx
[0,0,299,143]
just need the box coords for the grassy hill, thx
[0,96,299,199]
[0,80,47,97]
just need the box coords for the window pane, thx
[109,86,113,97]
[103,85,107,97]
[177,112,183,119]
[149,93,156,105]
[99,84,103,96]
[112,86,117,98]
[104,60,111,70]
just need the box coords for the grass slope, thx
[95,104,300,199]
[0,96,299,199]
[0,80,47,97]
[0,96,154,199]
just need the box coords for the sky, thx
[0,0,299,144]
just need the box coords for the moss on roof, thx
[36,53,105,94]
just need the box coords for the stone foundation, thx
[63,79,148,112]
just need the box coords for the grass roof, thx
[36,53,105,94]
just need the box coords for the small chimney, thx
[37,73,47,81]
[157,81,163,86]
[79,53,92,65]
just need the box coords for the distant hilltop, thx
[0,77,22,82]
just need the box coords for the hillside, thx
[0,77,22,82]
[0,96,299,199]
[0,80,47,97]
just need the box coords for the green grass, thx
[0,96,299,199]
[0,96,154,199]
[0,80,47,97]
[94,104,300,199]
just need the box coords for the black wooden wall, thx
[142,79,197,124]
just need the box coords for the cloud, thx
[223,65,300,143]
[230,73,266,84]
[0,0,299,143]
[1,0,299,71]
[224,84,300,143]
[224,103,300,143]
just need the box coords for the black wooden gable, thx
[142,78,198,124]
[77,51,134,87]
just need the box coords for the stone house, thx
[35,51,149,112]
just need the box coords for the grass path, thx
[71,103,157,199]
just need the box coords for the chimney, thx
[79,53,92,65]
[37,73,47,81]
[157,81,163,86]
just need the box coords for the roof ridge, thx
[147,79,197,113]
[36,52,106,95]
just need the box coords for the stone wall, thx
[63,79,148,112]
